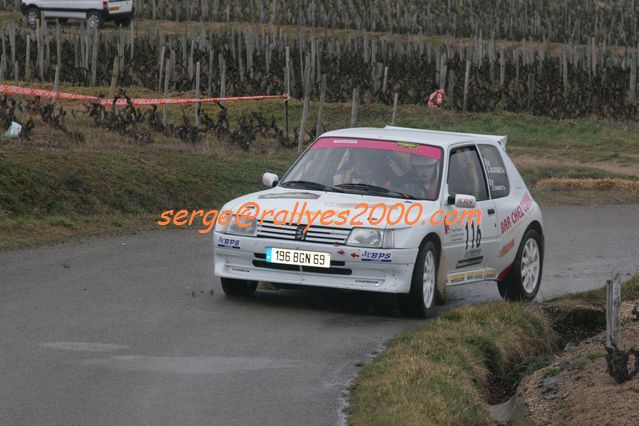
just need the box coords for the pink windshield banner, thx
[311,137,442,160]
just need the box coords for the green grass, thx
[347,302,556,426]
[560,275,639,303]
[0,144,296,249]
[544,367,561,377]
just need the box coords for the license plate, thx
[265,247,331,268]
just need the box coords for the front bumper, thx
[213,233,418,293]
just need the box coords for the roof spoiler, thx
[383,126,508,150]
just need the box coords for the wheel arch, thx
[526,220,544,251]
[420,232,447,305]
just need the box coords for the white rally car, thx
[214,126,544,317]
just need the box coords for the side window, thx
[478,145,510,198]
[447,146,488,201]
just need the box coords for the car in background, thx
[214,126,545,317]
[20,0,134,29]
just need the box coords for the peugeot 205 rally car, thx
[214,126,544,317]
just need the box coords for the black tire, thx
[398,240,438,318]
[221,277,258,297]
[498,228,543,302]
[86,11,103,29]
[26,7,40,29]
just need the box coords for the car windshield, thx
[280,138,443,200]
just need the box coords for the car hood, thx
[222,187,439,229]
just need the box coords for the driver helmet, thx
[411,155,439,178]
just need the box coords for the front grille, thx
[256,220,351,245]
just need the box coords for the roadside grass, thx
[558,275,639,303]
[348,275,639,425]
[0,145,295,250]
[536,177,639,192]
[347,302,557,426]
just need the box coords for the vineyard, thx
[5,0,636,45]
[0,1,636,148]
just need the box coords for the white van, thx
[20,0,135,29]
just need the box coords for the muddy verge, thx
[516,300,639,425]
[487,301,606,407]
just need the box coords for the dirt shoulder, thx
[518,300,639,425]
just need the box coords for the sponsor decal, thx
[498,238,516,258]
[501,193,534,234]
[456,196,475,208]
[484,268,497,279]
[361,250,392,262]
[456,256,483,269]
[350,252,360,258]
[355,279,382,286]
[466,271,485,281]
[445,224,465,243]
[447,273,466,285]
[337,249,345,255]
[229,266,250,273]
[446,268,497,285]
[396,142,418,149]
[463,248,482,258]
[217,236,240,249]
[312,137,442,160]
[485,165,506,174]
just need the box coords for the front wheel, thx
[86,11,103,29]
[398,240,438,318]
[221,277,258,297]
[498,228,543,301]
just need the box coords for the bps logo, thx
[217,236,240,249]
[361,250,392,262]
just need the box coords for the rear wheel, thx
[398,240,437,318]
[86,11,103,29]
[498,229,543,301]
[26,7,40,29]
[221,277,258,297]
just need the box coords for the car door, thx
[68,0,99,17]
[477,143,530,279]
[442,144,500,284]
[40,0,70,18]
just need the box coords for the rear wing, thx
[383,126,508,150]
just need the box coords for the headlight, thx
[346,228,394,248]
[216,215,257,236]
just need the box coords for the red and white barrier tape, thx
[0,84,289,106]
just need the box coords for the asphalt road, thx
[1,204,638,426]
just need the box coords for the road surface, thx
[1,204,638,425]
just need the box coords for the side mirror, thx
[262,172,279,188]
[447,194,477,208]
